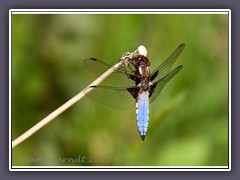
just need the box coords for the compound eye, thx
[138,45,148,57]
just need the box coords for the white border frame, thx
[9,9,231,171]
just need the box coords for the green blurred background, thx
[12,13,229,166]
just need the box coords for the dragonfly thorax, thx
[137,58,151,92]
[138,66,150,77]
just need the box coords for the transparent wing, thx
[84,58,135,86]
[150,65,183,103]
[151,43,185,81]
[85,85,137,109]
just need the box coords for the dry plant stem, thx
[12,61,125,149]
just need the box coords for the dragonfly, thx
[84,43,185,141]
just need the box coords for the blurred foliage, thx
[12,13,228,166]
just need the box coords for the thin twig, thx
[12,58,130,149]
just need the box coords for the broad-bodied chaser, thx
[84,43,185,140]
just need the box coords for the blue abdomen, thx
[136,92,149,141]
